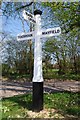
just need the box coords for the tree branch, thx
[16,2,33,11]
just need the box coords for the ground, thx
[0,77,79,119]
[0,77,79,98]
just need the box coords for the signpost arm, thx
[32,10,43,112]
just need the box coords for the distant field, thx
[2,68,80,81]
[43,69,80,80]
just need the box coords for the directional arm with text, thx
[23,10,36,24]
[17,10,61,41]
[17,27,61,41]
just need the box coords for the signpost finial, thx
[34,10,42,15]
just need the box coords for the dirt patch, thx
[44,79,80,92]
[27,108,64,119]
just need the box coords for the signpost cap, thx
[34,10,42,15]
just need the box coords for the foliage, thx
[1,2,34,80]
[43,69,80,80]
[2,39,33,79]
[44,92,80,117]
[1,2,80,80]
[42,2,80,75]
[42,2,80,31]
[1,92,79,119]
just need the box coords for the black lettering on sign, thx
[52,30,55,33]
[55,29,60,33]
[42,28,61,36]
[54,30,56,33]
[42,31,51,35]
[29,17,36,23]
[47,31,52,34]
[57,29,60,33]
[42,32,45,35]
[26,12,33,18]
[18,33,32,39]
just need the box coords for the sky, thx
[2,16,29,36]
[2,2,60,39]
[1,1,79,65]
[1,2,61,64]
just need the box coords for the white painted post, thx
[33,11,43,82]
[32,10,43,112]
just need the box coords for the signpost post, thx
[17,9,61,112]
[32,10,43,112]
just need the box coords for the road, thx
[0,79,79,98]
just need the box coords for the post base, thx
[32,82,43,112]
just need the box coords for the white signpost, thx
[17,27,61,41]
[17,9,61,112]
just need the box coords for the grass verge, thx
[1,92,80,119]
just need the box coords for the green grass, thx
[44,92,80,116]
[0,92,80,119]
[1,94,32,119]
